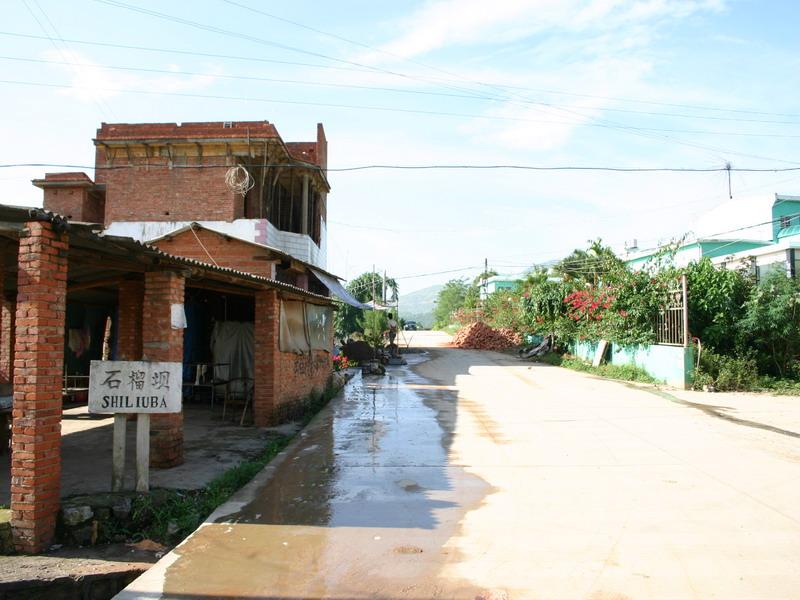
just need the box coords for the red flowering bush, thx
[564,289,615,323]
[333,354,355,371]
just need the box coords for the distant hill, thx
[398,283,442,328]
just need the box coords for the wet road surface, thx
[119,335,800,599]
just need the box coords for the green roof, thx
[777,224,800,239]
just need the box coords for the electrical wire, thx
[218,1,800,124]
[84,1,800,164]
[7,54,800,136]
[3,29,798,120]
[0,30,374,74]
[3,161,800,174]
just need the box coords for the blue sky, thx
[1,0,799,293]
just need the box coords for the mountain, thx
[398,283,443,328]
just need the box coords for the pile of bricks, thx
[451,322,522,350]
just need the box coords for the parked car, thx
[403,321,418,331]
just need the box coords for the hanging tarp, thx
[310,268,371,309]
[306,304,333,352]
[211,321,254,394]
[280,300,310,354]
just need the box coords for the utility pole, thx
[383,270,387,306]
[372,264,376,306]
[482,257,488,305]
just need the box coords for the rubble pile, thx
[451,322,522,350]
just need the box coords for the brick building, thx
[34,120,330,269]
[0,121,362,553]
[0,207,337,553]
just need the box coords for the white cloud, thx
[347,0,724,152]
[40,49,219,102]
[371,0,725,60]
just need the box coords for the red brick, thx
[143,271,185,468]
[11,221,67,554]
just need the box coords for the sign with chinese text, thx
[89,361,182,414]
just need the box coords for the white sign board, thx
[89,360,182,414]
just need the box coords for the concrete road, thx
[120,334,800,599]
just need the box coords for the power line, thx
[3,30,798,122]
[0,30,374,74]
[326,165,800,173]
[4,75,800,167]
[6,55,800,137]
[4,162,800,174]
[84,1,800,164]
[18,0,116,119]
[90,0,484,100]
[0,55,529,103]
[218,0,800,123]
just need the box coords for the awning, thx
[362,300,394,312]
[310,268,372,309]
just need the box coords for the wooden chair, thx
[222,377,254,426]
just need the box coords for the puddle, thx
[154,353,491,598]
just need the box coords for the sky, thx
[1,0,799,294]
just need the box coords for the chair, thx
[222,377,254,426]
[183,363,230,406]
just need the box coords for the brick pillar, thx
[253,289,279,426]
[11,221,68,553]
[142,271,184,468]
[117,279,143,360]
[0,265,14,384]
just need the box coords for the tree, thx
[334,271,398,340]
[739,269,800,377]
[462,269,498,309]
[555,239,624,284]
[358,310,388,355]
[684,257,751,354]
[433,279,470,328]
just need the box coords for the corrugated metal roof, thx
[145,222,343,282]
[0,204,333,304]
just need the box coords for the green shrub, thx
[557,354,658,384]
[755,376,800,395]
[694,349,758,391]
[685,257,751,354]
[358,310,388,351]
[739,270,800,377]
[537,351,563,366]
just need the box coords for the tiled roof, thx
[285,142,318,165]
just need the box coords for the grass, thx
[123,382,343,546]
[128,435,291,544]
[537,352,660,385]
[754,376,800,396]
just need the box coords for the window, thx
[780,215,792,229]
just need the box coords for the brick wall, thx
[96,152,240,224]
[253,290,278,426]
[117,279,143,360]
[142,271,185,468]
[43,188,86,221]
[0,263,14,384]
[152,228,274,278]
[274,349,331,409]
[253,289,332,425]
[11,221,68,554]
[42,188,104,223]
